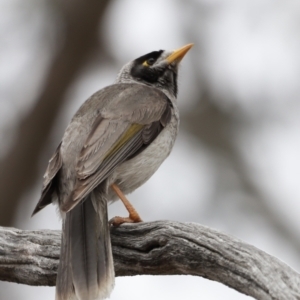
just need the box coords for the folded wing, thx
[63,84,172,212]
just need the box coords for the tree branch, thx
[0,221,299,300]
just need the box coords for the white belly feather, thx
[108,110,179,200]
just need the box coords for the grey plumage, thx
[32,44,192,300]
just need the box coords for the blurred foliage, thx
[1,0,300,299]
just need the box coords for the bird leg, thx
[109,183,143,226]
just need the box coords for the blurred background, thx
[1,0,300,299]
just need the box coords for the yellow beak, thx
[166,43,194,64]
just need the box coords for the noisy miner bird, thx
[32,43,193,300]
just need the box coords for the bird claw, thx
[109,216,143,227]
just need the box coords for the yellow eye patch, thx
[142,58,155,67]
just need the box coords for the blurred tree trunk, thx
[0,0,110,226]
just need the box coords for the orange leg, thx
[109,183,143,226]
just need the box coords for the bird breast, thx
[108,109,179,201]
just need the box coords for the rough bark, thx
[0,221,299,300]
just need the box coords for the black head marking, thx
[130,50,164,83]
[134,50,163,65]
[171,71,178,97]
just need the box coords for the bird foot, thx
[110,183,143,227]
[109,215,143,227]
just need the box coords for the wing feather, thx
[61,84,173,212]
[77,119,130,178]
[32,143,62,215]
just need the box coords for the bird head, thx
[116,44,193,99]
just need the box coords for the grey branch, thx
[0,221,299,300]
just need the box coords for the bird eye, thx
[147,58,155,65]
[143,58,155,67]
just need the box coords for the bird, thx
[32,43,193,300]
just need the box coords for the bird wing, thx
[62,83,172,212]
[32,143,62,215]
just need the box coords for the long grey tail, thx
[56,194,114,300]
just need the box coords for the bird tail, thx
[56,194,114,300]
